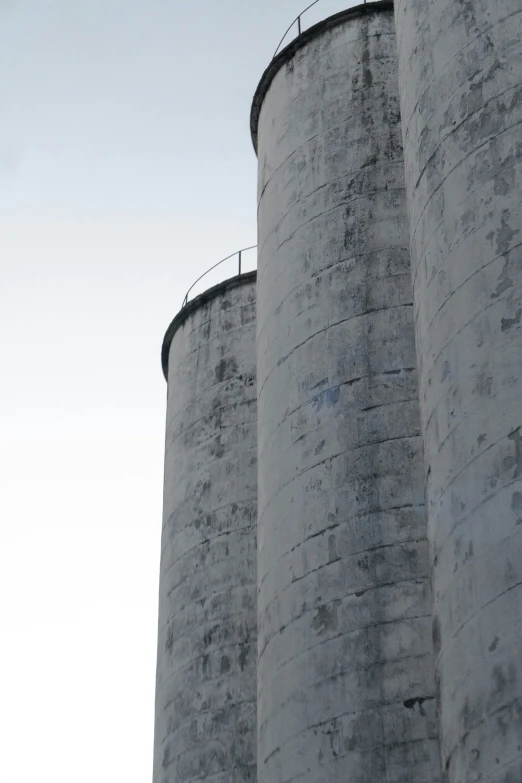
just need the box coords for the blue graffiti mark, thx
[313,386,340,411]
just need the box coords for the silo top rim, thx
[250,0,394,154]
[161,271,257,381]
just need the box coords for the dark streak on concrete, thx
[501,308,522,332]
[504,428,522,479]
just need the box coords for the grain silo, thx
[394,1,522,781]
[251,2,439,781]
[153,272,258,783]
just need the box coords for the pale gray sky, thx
[0,1,363,781]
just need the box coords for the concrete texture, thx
[394,2,522,781]
[253,4,440,781]
[153,275,258,783]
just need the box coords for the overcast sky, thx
[0,1,364,781]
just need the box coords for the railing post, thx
[238,250,242,275]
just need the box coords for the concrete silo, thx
[153,273,258,783]
[394,1,522,780]
[252,3,440,782]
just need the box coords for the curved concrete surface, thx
[153,276,258,783]
[161,272,257,380]
[255,5,440,782]
[394,1,522,780]
[250,1,394,153]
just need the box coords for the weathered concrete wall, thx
[394,2,522,781]
[253,5,439,782]
[153,275,257,783]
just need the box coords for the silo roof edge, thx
[250,0,395,154]
[161,271,257,381]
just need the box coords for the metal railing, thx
[182,245,257,307]
[274,0,377,58]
